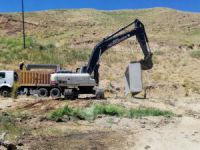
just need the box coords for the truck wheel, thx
[73,91,79,100]
[38,88,48,97]
[64,89,78,100]
[2,90,10,97]
[50,88,61,99]
[96,89,105,100]
[69,92,78,100]
[1,87,11,97]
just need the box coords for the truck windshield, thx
[0,72,5,79]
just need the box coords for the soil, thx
[0,95,200,150]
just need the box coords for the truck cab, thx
[0,71,16,97]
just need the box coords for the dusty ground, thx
[0,95,200,150]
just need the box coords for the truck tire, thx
[50,88,61,99]
[96,89,105,100]
[64,89,78,100]
[1,87,11,97]
[67,92,78,100]
[38,88,48,97]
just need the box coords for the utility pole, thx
[21,0,26,49]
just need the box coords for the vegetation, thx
[190,50,200,59]
[0,36,91,65]
[0,112,25,140]
[128,107,173,118]
[49,104,174,121]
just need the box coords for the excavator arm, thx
[83,19,153,84]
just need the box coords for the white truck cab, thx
[0,71,16,97]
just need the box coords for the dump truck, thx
[0,64,60,97]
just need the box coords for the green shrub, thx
[104,104,125,116]
[128,107,173,118]
[50,105,74,119]
[49,104,173,121]
[190,50,200,59]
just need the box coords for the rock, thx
[154,123,159,128]
[76,115,85,120]
[144,145,151,149]
[171,120,175,123]
[141,125,145,128]
[188,44,194,49]
[146,128,151,131]
[0,132,17,150]
[62,115,70,122]
[17,142,24,146]
[69,116,79,121]
[97,115,103,118]
[164,120,170,124]
[140,121,146,125]
[38,116,47,122]
[16,118,22,122]
[177,114,182,117]
[193,114,200,119]
[7,144,17,150]
[2,112,9,116]
[116,87,120,91]
[56,118,63,122]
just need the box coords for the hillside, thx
[0,8,199,97]
[0,8,200,150]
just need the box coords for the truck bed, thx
[17,70,52,86]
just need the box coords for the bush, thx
[49,104,174,121]
[103,104,125,116]
[128,107,173,118]
[50,105,86,120]
[190,50,200,59]
[50,105,74,119]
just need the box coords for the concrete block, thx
[125,62,143,95]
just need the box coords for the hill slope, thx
[0,8,199,97]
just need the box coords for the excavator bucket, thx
[125,62,143,96]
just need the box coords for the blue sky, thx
[0,0,200,13]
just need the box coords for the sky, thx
[0,0,200,13]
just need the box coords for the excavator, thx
[50,19,153,99]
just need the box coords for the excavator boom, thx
[85,19,153,79]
